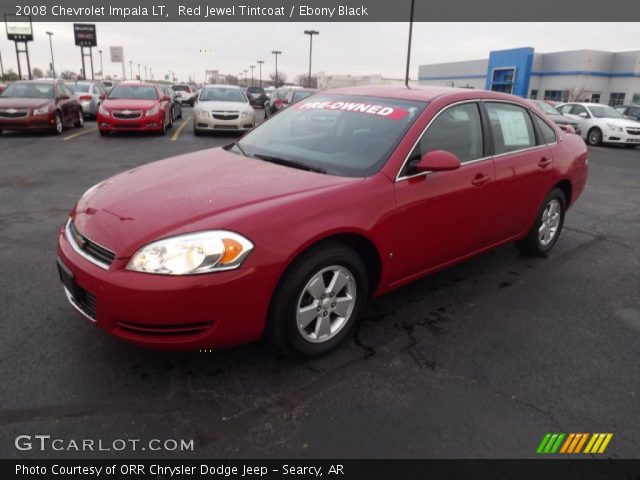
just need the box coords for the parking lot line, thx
[171,116,193,141]
[63,127,98,141]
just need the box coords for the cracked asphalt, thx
[1,113,639,459]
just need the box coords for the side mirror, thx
[99,94,106,100]
[414,150,461,173]
[558,124,576,134]
[58,94,69,101]
[578,112,588,119]
[162,95,171,101]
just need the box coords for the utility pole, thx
[249,65,255,87]
[46,32,56,79]
[98,49,103,79]
[405,0,415,87]
[129,60,132,80]
[271,50,281,87]
[257,60,264,87]
[304,30,319,88]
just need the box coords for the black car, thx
[529,100,581,134]
[246,86,267,107]
[615,104,640,121]
[160,85,182,122]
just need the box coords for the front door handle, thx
[538,157,553,168]
[471,174,491,186]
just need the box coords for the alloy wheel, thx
[538,199,561,246]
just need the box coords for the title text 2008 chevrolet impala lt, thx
[57,86,588,356]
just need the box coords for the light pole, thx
[0,47,4,81]
[137,63,141,80]
[271,50,281,87]
[129,61,132,80]
[98,49,103,79]
[45,31,56,79]
[150,67,153,80]
[405,0,415,87]
[243,69,248,87]
[304,30,319,88]
[249,65,255,87]
[144,65,147,81]
[256,60,264,87]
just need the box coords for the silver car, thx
[193,85,255,135]
[68,81,107,117]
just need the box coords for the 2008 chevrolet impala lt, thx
[57,86,588,356]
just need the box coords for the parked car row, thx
[264,86,318,117]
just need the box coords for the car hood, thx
[103,99,158,110]
[548,113,577,125]
[72,147,354,257]
[196,101,250,111]
[601,118,640,128]
[0,97,52,109]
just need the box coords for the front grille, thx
[64,284,97,321]
[626,128,640,136]
[116,321,213,336]
[67,220,116,268]
[212,111,239,121]
[112,110,142,120]
[114,123,141,129]
[0,109,28,118]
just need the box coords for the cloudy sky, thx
[1,22,639,82]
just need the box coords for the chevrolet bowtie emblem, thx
[7,108,17,114]
[122,110,131,115]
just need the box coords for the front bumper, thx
[97,112,164,132]
[193,114,254,132]
[0,113,55,131]
[56,224,274,350]
[603,130,640,144]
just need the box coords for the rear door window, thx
[485,102,536,154]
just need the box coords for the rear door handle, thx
[538,157,553,168]
[471,174,491,186]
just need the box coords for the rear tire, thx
[516,188,566,257]
[53,112,63,135]
[74,109,84,128]
[266,243,368,357]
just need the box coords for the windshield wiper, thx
[252,154,326,174]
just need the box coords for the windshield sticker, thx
[294,101,410,120]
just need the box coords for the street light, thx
[303,30,319,88]
[243,69,248,87]
[0,47,4,81]
[145,65,147,81]
[98,49,103,80]
[405,0,415,87]
[137,63,141,80]
[129,61,132,80]
[271,50,282,87]
[256,60,264,87]
[249,65,255,87]
[45,31,56,79]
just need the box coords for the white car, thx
[193,85,255,135]
[557,102,640,148]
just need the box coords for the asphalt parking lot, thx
[1,113,639,459]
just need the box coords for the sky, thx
[1,22,640,82]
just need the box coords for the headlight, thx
[197,109,209,118]
[146,105,159,116]
[606,123,623,132]
[127,231,254,275]
[98,104,109,116]
[33,105,49,115]
[241,110,253,118]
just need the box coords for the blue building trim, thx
[418,74,486,81]
[531,70,640,78]
[485,47,534,97]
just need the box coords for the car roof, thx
[118,81,157,87]
[202,84,242,89]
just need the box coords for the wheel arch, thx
[554,179,573,207]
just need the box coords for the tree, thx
[566,86,589,102]
[60,70,78,81]
[295,74,317,88]
[32,67,44,78]
[1,69,19,81]
[224,75,239,85]
[269,71,287,88]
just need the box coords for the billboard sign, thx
[110,46,124,62]
[5,14,33,41]
[73,23,97,47]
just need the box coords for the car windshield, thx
[247,87,264,94]
[172,85,190,92]
[237,94,426,177]
[588,105,625,119]
[108,85,158,100]
[200,88,247,102]
[0,82,54,98]
[294,91,314,102]
[70,83,91,93]
[532,100,559,115]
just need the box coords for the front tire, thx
[516,188,566,257]
[53,112,63,135]
[587,127,603,146]
[74,109,84,128]
[266,243,368,357]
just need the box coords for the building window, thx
[591,93,601,104]
[530,89,538,100]
[608,92,625,107]
[544,90,568,102]
[632,93,640,104]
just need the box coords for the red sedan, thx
[97,82,172,136]
[57,86,588,356]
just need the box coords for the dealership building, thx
[418,47,640,106]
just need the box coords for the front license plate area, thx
[56,257,83,301]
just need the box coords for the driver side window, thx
[405,102,484,174]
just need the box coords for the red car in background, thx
[0,80,84,135]
[97,82,172,136]
[0,84,6,94]
[58,86,588,356]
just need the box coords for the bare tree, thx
[269,71,287,88]
[60,70,78,81]
[32,67,44,78]
[566,86,590,102]
[224,75,239,85]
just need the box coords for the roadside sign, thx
[5,14,33,41]
[73,23,97,47]
[110,46,124,63]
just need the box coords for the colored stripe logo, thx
[537,433,612,454]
